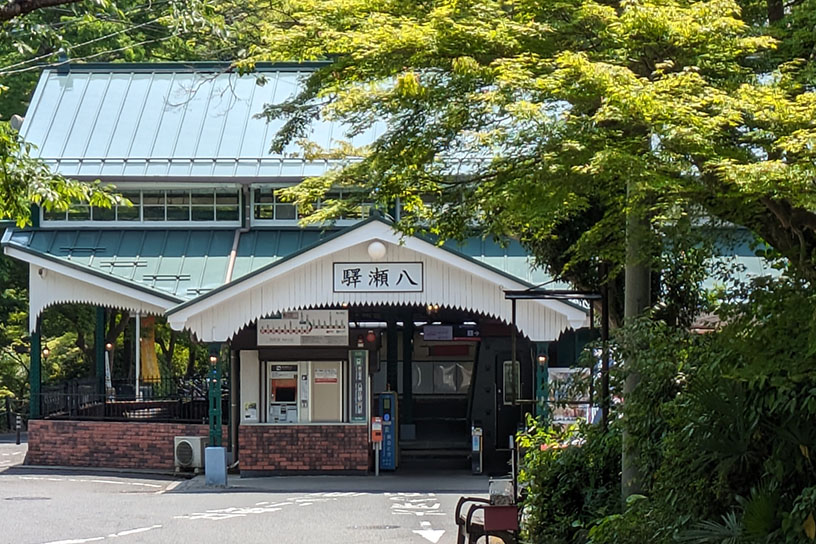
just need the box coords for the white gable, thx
[167,221,587,341]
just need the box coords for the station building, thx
[3,63,771,474]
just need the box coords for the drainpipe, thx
[224,185,250,467]
[224,185,251,284]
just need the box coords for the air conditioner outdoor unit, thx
[174,436,206,473]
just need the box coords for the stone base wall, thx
[239,424,369,475]
[26,420,224,470]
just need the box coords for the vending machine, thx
[378,391,398,470]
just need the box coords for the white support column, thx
[135,312,141,400]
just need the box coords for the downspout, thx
[224,185,251,467]
[224,186,252,284]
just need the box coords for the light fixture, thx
[367,240,386,260]
[356,335,365,348]
[366,329,377,344]
[537,354,548,366]
[209,354,218,365]
[42,346,50,359]
[105,342,114,351]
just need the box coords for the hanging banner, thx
[258,310,349,346]
[333,262,423,292]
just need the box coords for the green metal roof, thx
[3,224,559,302]
[3,220,776,305]
[19,63,383,179]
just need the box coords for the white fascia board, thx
[395,231,589,326]
[5,246,179,310]
[168,222,382,323]
[168,220,587,327]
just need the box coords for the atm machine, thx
[378,391,398,470]
[268,363,299,423]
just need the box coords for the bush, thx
[518,419,622,543]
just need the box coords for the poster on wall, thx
[258,310,349,346]
[547,367,593,424]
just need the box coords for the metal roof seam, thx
[39,71,69,160]
[102,72,134,158]
[56,72,91,158]
[123,72,155,165]
[232,72,258,168]
[77,72,113,160]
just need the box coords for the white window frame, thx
[250,183,372,227]
[41,184,242,228]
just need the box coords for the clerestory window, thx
[42,187,241,225]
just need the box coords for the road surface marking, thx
[413,529,445,543]
[42,525,161,544]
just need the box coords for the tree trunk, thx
[767,0,784,23]
[622,179,651,498]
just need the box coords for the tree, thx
[240,0,816,499]
[0,0,250,225]
[241,0,815,282]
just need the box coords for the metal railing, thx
[0,397,27,432]
[35,376,227,424]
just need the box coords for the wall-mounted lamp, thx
[42,346,50,359]
[105,342,114,351]
[366,329,377,344]
[426,303,440,313]
[209,354,218,365]
[367,240,386,260]
[537,354,548,366]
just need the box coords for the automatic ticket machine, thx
[378,391,398,470]
[269,364,298,423]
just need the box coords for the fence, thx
[0,397,27,432]
[35,376,228,424]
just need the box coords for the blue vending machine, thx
[378,391,398,471]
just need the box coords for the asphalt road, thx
[0,437,489,544]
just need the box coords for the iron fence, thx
[0,397,27,432]
[35,376,228,424]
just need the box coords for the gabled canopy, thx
[166,218,589,342]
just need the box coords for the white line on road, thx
[107,525,162,538]
[41,525,162,544]
[17,476,161,488]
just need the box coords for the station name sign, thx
[258,310,349,346]
[333,262,423,293]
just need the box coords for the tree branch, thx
[0,0,82,23]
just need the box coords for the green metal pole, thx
[30,323,42,419]
[534,342,550,420]
[208,344,222,446]
[95,307,106,395]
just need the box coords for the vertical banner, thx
[350,350,368,423]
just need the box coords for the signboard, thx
[314,368,338,383]
[258,310,348,346]
[350,350,368,422]
[333,262,423,292]
[547,367,593,424]
[424,325,453,341]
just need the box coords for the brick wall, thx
[239,424,369,475]
[26,420,224,470]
